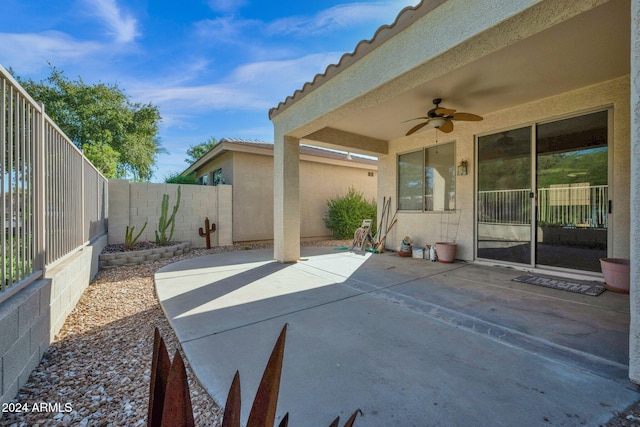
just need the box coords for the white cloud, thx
[206,0,247,14]
[129,52,341,121]
[194,16,258,43]
[81,0,138,43]
[0,31,103,72]
[267,1,417,36]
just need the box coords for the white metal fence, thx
[1,64,108,300]
[478,185,608,228]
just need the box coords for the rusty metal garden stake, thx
[148,324,360,426]
[148,328,171,427]
[198,217,216,249]
[160,350,195,427]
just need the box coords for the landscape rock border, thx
[98,242,190,269]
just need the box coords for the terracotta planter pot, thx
[435,242,457,263]
[599,258,630,294]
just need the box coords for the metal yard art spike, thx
[148,325,361,426]
[198,217,216,249]
[148,328,171,426]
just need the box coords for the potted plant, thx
[599,258,630,294]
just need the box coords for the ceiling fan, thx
[404,98,483,136]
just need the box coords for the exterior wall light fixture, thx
[457,159,468,176]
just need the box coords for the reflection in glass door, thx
[536,111,608,272]
[477,127,533,265]
[476,111,608,272]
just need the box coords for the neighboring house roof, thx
[182,138,377,176]
[268,0,445,119]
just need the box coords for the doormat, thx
[512,274,605,296]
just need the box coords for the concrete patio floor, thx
[155,247,639,426]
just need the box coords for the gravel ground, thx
[0,240,348,427]
[1,239,638,426]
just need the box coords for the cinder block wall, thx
[0,234,107,404]
[108,180,232,248]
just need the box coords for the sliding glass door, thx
[476,111,608,272]
[477,127,533,265]
[535,112,608,271]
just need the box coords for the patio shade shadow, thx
[155,249,639,426]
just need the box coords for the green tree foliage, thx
[185,137,218,164]
[479,148,608,191]
[323,188,376,239]
[164,171,199,184]
[17,66,162,180]
[82,143,119,178]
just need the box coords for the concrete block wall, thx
[0,234,107,405]
[108,180,233,248]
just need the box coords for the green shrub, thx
[164,171,199,184]
[323,188,376,239]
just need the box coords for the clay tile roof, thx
[219,137,272,149]
[268,0,444,119]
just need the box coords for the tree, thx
[185,137,218,164]
[82,143,119,178]
[17,66,163,181]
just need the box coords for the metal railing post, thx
[36,102,46,275]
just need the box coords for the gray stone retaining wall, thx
[98,242,190,269]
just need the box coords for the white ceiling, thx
[329,0,630,142]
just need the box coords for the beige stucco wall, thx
[196,150,377,242]
[197,151,234,185]
[300,160,377,238]
[108,180,233,247]
[380,76,630,261]
[231,152,275,242]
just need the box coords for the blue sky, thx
[0,0,417,181]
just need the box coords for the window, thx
[398,142,456,211]
[212,168,223,185]
[199,174,209,185]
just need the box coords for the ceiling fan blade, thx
[437,119,454,133]
[401,116,430,123]
[406,121,430,136]
[434,108,456,116]
[451,112,483,121]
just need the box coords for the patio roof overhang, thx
[270,0,630,153]
[269,0,640,387]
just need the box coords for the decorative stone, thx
[98,242,191,268]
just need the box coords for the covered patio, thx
[269,0,640,382]
[155,247,637,425]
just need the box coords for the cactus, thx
[155,186,181,246]
[198,217,216,249]
[124,222,147,251]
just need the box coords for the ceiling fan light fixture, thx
[403,99,483,136]
[430,118,447,128]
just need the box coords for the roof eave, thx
[268,0,447,120]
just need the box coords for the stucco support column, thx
[629,0,640,384]
[274,135,301,262]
